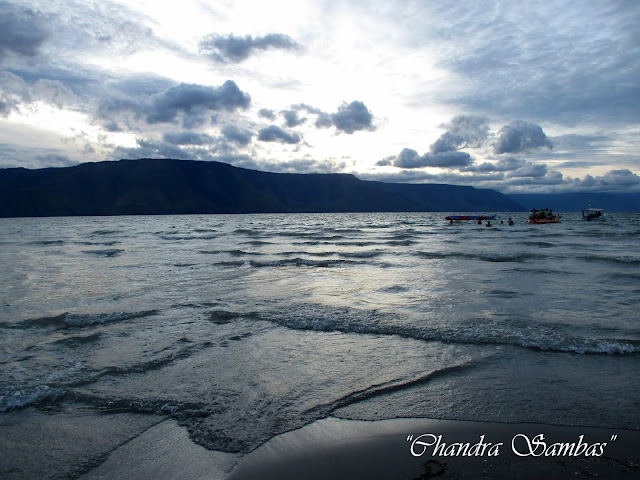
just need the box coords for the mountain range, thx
[0,158,523,217]
[1,159,638,217]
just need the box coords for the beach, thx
[1,212,639,478]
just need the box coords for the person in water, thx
[486,221,492,227]
[508,217,514,226]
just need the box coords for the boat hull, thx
[527,216,561,224]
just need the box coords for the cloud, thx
[281,109,306,127]
[199,33,299,63]
[430,115,490,154]
[328,101,375,134]
[0,1,50,59]
[598,169,640,186]
[221,124,253,147]
[257,125,301,144]
[234,158,346,174]
[96,78,251,129]
[376,155,395,167]
[0,71,32,116]
[392,148,472,169]
[506,162,548,178]
[258,108,276,120]
[144,80,251,125]
[163,131,215,145]
[430,3,640,124]
[293,101,375,134]
[494,121,553,154]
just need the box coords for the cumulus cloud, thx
[328,101,375,134]
[221,124,253,147]
[494,120,553,154]
[392,148,472,169]
[258,108,276,120]
[144,80,251,124]
[0,1,50,59]
[97,79,251,129]
[294,101,375,134]
[598,169,640,186]
[430,115,489,153]
[257,125,301,144]
[281,109,306,127]
[199,33,299,63]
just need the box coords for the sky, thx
[1,0,639,194]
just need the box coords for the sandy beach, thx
[5,408,637,479]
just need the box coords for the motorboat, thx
[582,208,606,221]
[527,208,561,224]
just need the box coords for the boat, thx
[527,208,561,224]
[582,208,606,221]
[445,215,496,221]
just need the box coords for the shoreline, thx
[77,416,640,480]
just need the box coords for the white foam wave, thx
[0,386,64,412]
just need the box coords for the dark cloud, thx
[599,169,640,186]
[163,131,215,146]
[430,115,490,153]
[258,108,276,120]
[96,78,251,129]
[494,121,553,154]
[506,162,548,178]
[281,109,306,127]
[294,101,375,134]
[329,101,375,134]
[144,80,251,125]
[199,33,299,63]
[392,148,472,169]
[0,2,50,59]
[257,125,301,144]
[376,155,394,167]
[221,124,253,147]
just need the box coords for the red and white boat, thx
[527,209,561,224]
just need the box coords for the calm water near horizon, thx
[1,211,639,476]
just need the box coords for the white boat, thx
[582,208,606,221]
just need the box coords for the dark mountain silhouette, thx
[0,158,525,217]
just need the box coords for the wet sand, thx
[2,410,638,479]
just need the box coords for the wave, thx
[579,255,640,265]
[520,241,555,248]
[0,385,65,412]
[61,341,213,388]
[415,251,538,263]
[90,229,121,236]
[159,234,218,241]
[52,332,103,346]
[249,258,363,268]
[29,240,65,246]
[214,260,246,268]
[9,310,158,330]
[254,305,639,355]
[82,248,124,257]
[303,358,488,417]
[241,240,273,246]
[76,240,121,246]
